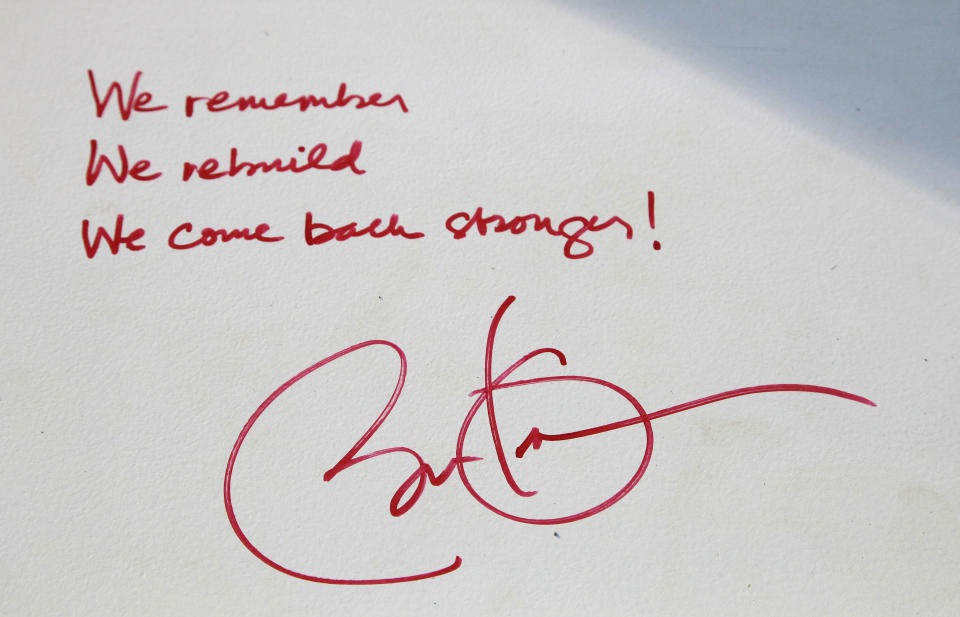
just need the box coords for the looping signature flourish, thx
[224,296,874,584]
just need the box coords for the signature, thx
[224,296,874,584]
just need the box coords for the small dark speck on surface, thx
[924,358,928,362]
[378,295,382,300]
[830,264,837,270]
[856,107,861,111]
[553,532,560,538]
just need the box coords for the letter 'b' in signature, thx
[224,297,874,585]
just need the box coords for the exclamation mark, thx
[648,191,661,250]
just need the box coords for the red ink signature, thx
[224,296,874,584]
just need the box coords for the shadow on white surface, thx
[555,0,960,201]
